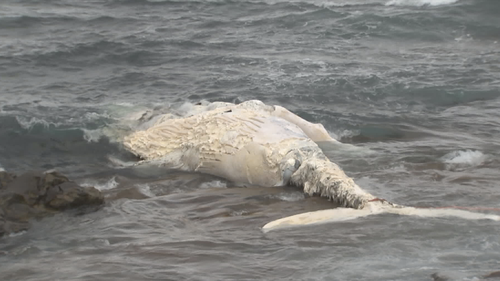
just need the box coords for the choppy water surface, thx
[1,0,500,280]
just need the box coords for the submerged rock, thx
[0,170,104,237]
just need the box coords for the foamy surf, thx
[107,155,138,168]
[80,177,119,191]
[135,184,156,197]
[262,202,500,232]
[15,116,53,131]
[441,149,486,168]
[199,180,227,189]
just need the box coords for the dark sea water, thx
[1,0,500,280]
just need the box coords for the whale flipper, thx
[262,201,500,232]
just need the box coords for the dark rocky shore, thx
[0,170,104,237]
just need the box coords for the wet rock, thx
[484,271,500,279]
[0,171,16,190]
[0,170,104,237]
[45,181,103,209]
[431,273,450,281]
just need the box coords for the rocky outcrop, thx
[0,170,104,237]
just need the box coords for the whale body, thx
[124,100,374,208]
[123,100,500,231]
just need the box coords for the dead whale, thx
[122,100,500,232]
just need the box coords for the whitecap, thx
[269,191,305,202]
[80,177,119,191]
[101,103,155,123]
[81,127,128,144]
[8,230,27,238]
[441,150,486,167]
[385,0,459,6]
[135,184,156,197]
[82,128,104,143]
[106,155,138,168]
[231,210,249,216]
[337,129,360,140]
[84,111,110,122]
[113,102,135,107]
[199,180,227,189]
[15,116,53,131]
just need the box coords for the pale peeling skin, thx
[123,100,500,232]
[123,100,376,208]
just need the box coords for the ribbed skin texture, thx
[123,100,377,207]
[291,156,375,209]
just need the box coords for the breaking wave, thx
[15,116,54,131]
[385,0,459,6]
[80,177,119,191]
[441,149,487,168]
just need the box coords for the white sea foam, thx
[15,116,53,131]
[135,184,156,197]
[269,192,305,202]
[84,111,110,122]
[102,103,154,122]
[113,102,135,107]
[82,128,104,143]
[337,129,360,140]
[82,127,128,144]
[176,102,199,117]
[107,155,138,168]
[231,210,249,216]
[80,177,119,191]
[8,231,27,238]
[199,180,227,189]
[441,150,486,167]
[93,103,174,144]
[385,0,458,6]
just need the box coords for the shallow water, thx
[1,0,500,280]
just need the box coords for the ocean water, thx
[1,0,500,280]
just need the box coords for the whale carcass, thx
[123,100,500,231]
